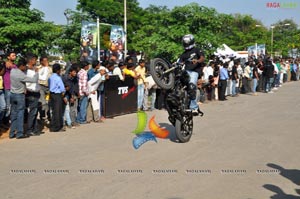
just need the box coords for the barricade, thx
[104,75,137,117]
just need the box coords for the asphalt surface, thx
[0,81,300,199]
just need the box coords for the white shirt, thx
[146,75,157,89]
[237,65,244,77]
[283,64,289,74]
[38,66,52,81]
[203,66,214,82]
[113,67,124,81]
[273,62,279,74]
[88,73,103,93]
[26,69,40,92]
[243,65,251,78]
[228,60,234,71]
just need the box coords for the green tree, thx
[131,3,224,60]
[291,29,300,57]
[130,5,174,60]
[0,2,61,55]
[75,1,298,59]
[77,0,143,51]
[131,3,269,60]
[0,0,31,9]
[272,19,298,57]
[52,10,92,62]
[219,14,268,51]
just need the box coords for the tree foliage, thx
[130,3,225,60]
[52,9,92,62]
[77,1,291,60]
[1,0,299,60]
[272,19,299,57]
[0,5,61,55]
[0,0,31,9]
[219,14,269,51]
[77,0,143,50]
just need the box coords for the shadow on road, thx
[263,163,300,199]
[267,163,300,186]
[159,123,178,143]
[263,184,300,199]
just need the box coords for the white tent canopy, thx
[214,44,240,58]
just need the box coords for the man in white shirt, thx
[87,66,108,122]
[106,61,124,81]
[226,57,234,96]
[88,67,108,100]
[113,62,125,81]
[202,61,214,83]
[143,75,157,111]
[272,60,279,89]
[25,53,42,136]
[37,55,52,123]
[243,61,252,93]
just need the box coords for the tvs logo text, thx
[118,86,128,95]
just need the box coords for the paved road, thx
[1,82,300,199]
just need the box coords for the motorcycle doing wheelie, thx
[149,58,204,143]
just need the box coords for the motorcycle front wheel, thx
[149,58,175,90]
[175,115,193,143]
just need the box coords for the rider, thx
[179,34,205,115]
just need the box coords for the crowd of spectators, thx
[197,55,300,104]
[0,51,299,140]
[0,51,152,139]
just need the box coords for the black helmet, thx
[182,34,195,50]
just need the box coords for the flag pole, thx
[97,17,100,62]
[124,0,127,58]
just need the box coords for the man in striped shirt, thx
[76,61,90,124]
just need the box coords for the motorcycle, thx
[149,58,203,143]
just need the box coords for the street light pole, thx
[271,23,290,58]
[97,17,100,62]
[256,23,290,58]
[271,26,274,58]
[124,0,127,58]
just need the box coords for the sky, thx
[30,0,300,27]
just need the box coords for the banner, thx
[257,44,266,57]
[247,45,256,57]
[247,44,266,58]
[109,25,125,61]
[109,25,125,52]
[80,22,125,62]
[80,21,98,63]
